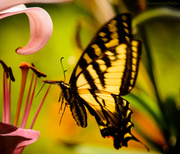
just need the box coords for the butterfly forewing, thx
[72,40,141,95]
[70,13,133,83]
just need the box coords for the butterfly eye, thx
[60,81,64,87]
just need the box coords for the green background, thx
[0,0,180,153]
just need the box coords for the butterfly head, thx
[43,80,70,90]
[59,81,70,90]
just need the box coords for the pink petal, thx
[0,122,40,154]
[16,7,53,55]
[0,0,73,11]
[0,6,53,55]
[25,0,73,3]
[0,4,27,14]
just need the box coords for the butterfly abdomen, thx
[59,82,88,128]
[70,97,87,128]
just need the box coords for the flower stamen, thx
[21,74,37,128]
[20,72,34,128]
[14,62,30,126]
[20,64,47,128]
[30,84,51,129]
[0,60,15,124]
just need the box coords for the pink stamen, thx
[22,75,37,128]
[14,62,30,126]
[6,78,11,124]
[20,72,34,128]
[1,61,13,124]
[30,85,51,129]
[2,71,7,123]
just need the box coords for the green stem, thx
[132,8,180,28]
[132,12,179,150]
[131,7,180,147]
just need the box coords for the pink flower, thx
[0,60,50,154]
[0,122,40,154]
[0,0,72,55]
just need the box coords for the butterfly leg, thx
[59,102,68,125]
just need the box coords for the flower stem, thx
[133,8,180,28]
[138,23,170,145]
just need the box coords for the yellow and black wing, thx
[77,89,140,149]
[69,13,141,95]
[68,13,142,149]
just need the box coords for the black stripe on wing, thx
[99,95,140,149]
[70,13,133,86]
[77,89,140,149]
[119,40,142,95]
[70,95,87,128]
[74,40,141,95]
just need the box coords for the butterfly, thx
[44,13,145,150]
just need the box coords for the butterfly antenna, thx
[60,57,67,82]
[59,102,67,125]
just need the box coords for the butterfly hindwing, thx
[99,95,137,149]
[76,89,139,149]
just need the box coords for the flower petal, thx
[0,6,53,55]
[17,7,53,55]
[0,4,26,14]
[25,0,73,3]
[0,122,40,154]
[0,0,73,11]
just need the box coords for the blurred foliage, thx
[0,0,180,154]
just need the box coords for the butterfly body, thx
[44,13,145,150]
[59,81,88,127]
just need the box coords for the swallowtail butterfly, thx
[44,13,146,149]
